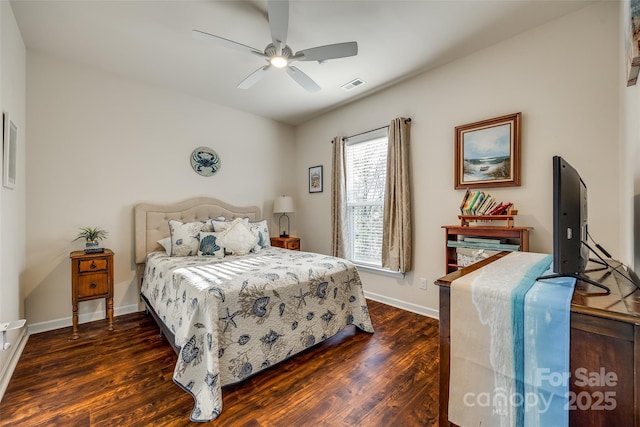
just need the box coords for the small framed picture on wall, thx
[309,165,323,193]
[626,0,640,86]
[3,112,17,189]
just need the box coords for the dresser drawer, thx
[77,273,109,298]
[78,258,108,273]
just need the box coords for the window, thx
[344,129,388,267]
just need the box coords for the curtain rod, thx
[334,118,412,142]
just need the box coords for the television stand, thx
[587,257,608,269]
[536,272,611,294]
[584,264,608,276]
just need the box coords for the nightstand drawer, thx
[270,237,301,251]
[78,273,109,298]
[78,258,108,273]
[286,240,300,250]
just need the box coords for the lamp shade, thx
[274,196,294,213]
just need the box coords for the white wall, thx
[24,53,296,330]
[295,2,620,316]
[0,1,27,396]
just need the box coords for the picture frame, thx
[626,0,640,86]
[309,165,323,193]
[3,112,17,190]
[454,112,521,190]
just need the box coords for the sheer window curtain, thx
[331,136,348,258]
[382,117,412,273]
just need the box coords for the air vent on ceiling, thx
[341,78,365,91]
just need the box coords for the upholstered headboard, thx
[134,197,261,264]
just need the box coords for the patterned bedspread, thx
[141,247,375,422]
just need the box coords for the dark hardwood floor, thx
[0,300,440,426]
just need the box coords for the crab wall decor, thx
[190,146,221,176]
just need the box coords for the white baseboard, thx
[364,291,440,320]
[0,329,29,402]
[28,304,141,335]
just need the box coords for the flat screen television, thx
[552,155,589,275]
[537,155,610,293]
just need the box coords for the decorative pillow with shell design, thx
[169,220,207,257]
[249,220,270,252]
[197,232,224,257]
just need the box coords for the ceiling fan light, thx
[270,56,288,68]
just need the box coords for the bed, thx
[134,197,375,422]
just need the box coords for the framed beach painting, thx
[309,165,323,193]
[454,112,521,190]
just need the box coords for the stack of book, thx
[456,248,500,268]
[447,236,520,252]
[459,189,513,216]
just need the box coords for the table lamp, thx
[274,195,294,237]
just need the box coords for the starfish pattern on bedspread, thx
[142,247,374,422]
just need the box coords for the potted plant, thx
[74,227,108,252]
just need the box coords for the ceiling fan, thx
[192,0,358,93]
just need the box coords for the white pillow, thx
[216,218,258,256]
[197,232,224,257]
[249,219,271,252]
[169,220,207,257]
[199,219,215,233]
[158,237,172,254]
[212,217,249,232]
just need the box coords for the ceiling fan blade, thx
[192,29,265,57]
[267,0,289,53]
[286,66,321,93]
[237,65,271,89]
[295,42,358,62]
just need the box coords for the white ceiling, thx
[10,0,593,126]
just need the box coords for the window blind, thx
[345,135,388,266]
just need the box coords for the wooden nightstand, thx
[270,236,300,251]
[70,249,114,339]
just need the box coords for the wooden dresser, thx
[436,253,640,426]
[70,249,114,339]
